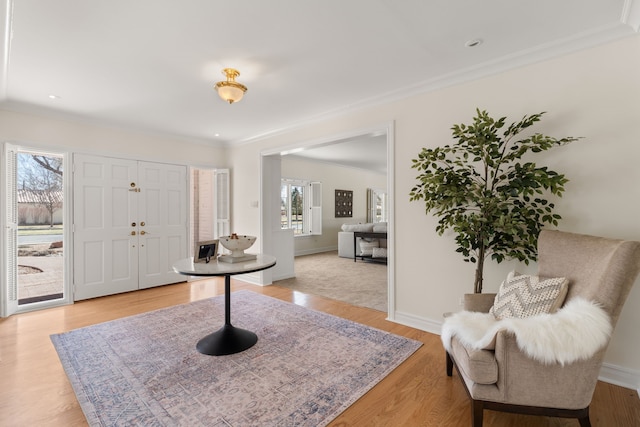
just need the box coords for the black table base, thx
[196,274,258,356]
[196,324,258,356]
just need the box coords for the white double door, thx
[73,154,187,300]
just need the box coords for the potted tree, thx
[409,109,578,293]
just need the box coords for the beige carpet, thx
[275,251,387,312]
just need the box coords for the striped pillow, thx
[489,272,569,320]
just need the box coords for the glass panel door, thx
[16,151,65,305]
[4,144,68,315]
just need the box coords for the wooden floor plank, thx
[1,279,638,426]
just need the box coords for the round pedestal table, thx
[172,254,276,356]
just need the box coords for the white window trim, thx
[281,178,321,237]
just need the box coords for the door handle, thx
[140,231,147,235]
[131,231,136,236]
[140,221,145,226]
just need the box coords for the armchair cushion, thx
[450,338,498,384]
[442,297,611,365]
[489,271,569,319]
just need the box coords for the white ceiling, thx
[284,132,388,175]
[1,1,638,170]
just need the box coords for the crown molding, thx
[232,21,636,147]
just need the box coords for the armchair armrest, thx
[463,293,496,312]
[493,330,601,409]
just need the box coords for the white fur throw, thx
[441,297,612,365]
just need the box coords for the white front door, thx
[73,155,187,300]
[73,154,139,300]
[138,161,187,289]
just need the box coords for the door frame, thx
[1,142,73,317]
[188,166,230,253]
[259,121,395,318]
[186,166,230,283]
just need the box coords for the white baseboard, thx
[599,362,640,393]
[391,310,442,336]
[295,246,338,257]
[388,311,640,392]
[232,272,263,286]
[272,272,295,281]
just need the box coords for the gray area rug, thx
[51,291,421,426]
[276,251,387,312]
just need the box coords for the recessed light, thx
[465,39,483,48]
[48,94,61,99]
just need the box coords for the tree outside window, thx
[281,178,322,236]
[18,154,63,227]
[281,181,306,235]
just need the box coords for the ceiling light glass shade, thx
[215,68,247,104]
[216,83,246,103]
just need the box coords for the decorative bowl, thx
[219,234,257,258]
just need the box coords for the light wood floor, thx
[1,280,639,427]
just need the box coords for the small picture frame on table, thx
[194,240,218,263]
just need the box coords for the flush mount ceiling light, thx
[215,68,247,104]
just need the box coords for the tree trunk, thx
[474,245,485,293]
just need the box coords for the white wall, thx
[228,35,640,386]
[0,109,227,166]
[281,156,386,255]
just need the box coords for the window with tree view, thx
[281,179,322,236]
[18,154,63,227]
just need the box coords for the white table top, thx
[172,254,276,277]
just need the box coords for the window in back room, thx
[280,178,321,236]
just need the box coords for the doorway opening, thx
[3,144,69,316]
[260,122,395,314]
[189,167,230,258]
[17,151,65,304]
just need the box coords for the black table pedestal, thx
[196,324,258,356]
[196,274,258,356]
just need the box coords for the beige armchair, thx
[443,230,640,426]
